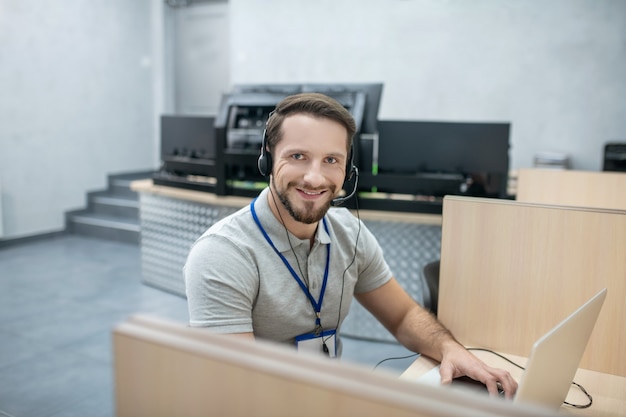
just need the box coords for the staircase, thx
[65,171,154,244]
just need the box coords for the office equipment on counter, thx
[363,119,510,200]
[214,83,383,196]
[153,115,218,191]
[603,142,626,172]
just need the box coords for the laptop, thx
[417,288,607,411]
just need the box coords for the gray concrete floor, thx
[0,234,416,417]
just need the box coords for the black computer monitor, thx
[376,120,510,197]
[161,115,216,160]
[603,142,626,172]
[160,115,216,177]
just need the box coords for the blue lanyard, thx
[250,198,330,330]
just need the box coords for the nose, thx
[302,160,325,188]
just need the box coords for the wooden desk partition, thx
[516,168,626,210]
[113,315,555,417]
[438,196,626,376]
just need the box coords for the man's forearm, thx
[395,304,461,361]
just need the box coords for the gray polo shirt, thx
[184,187,391,347]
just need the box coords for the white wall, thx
[229,0,626,171]
[172,1,230,115]
[0,0,161,239]
[1,0,625,239]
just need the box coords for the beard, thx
[274,180,335,224]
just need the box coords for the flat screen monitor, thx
[376,120,510,197]
[603,143,626,172]
[161,115,216,161]
[160,115,217,178]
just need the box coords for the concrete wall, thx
[228,0,626,171]
[0,0,160,239]
[2,0,625,238]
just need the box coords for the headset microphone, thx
[331,166,359,207]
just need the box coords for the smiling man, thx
[184,93,517,398]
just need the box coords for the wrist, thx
[437,337,465,361]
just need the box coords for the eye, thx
[291,153,304,160]
[325,156,338,164]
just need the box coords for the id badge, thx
[295,329,337,358]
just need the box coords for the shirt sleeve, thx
[183,234,259,332]
[353,220,393,294]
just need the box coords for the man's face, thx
[271,114,349,224]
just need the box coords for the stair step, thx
[65,170,154,245]
[68,213,140,244]
[92,194,138,208]
[109,170,155,196]
[89,192,139,218]
[70,213,139,231]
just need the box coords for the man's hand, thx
[439,343,518,399]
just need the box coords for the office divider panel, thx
[437,196,625,376]
[516,168,626,211]
[113,315,556,417]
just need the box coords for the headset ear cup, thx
[345,145,355,182]
[258,151,272,177]
[258,127,272,177]
[345,164,356,182]
[257,154,265,176]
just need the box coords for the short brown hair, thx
[264,93,356,153]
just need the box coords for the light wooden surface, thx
[113,315,556,417]
[131,179,442,225]
[401,350,626,417]
[516,169,626,210]
[437,196,626,377]
[131,178,253,207]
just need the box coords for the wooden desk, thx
[401,351,626,417]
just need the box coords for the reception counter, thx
[131,179,442,342]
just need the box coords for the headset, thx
[257,128,359,206]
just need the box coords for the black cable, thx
[335,195,361,330]
[373,352,419,370]
[467,347,593,409]
[466,348,525,370]
[322,194,362,352]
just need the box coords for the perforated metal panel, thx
[138,193,442,342]
[340,220,441,342]
[140,194,239,296]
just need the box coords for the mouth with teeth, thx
[297,188,327,200]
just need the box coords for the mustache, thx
[288,181,337,194]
